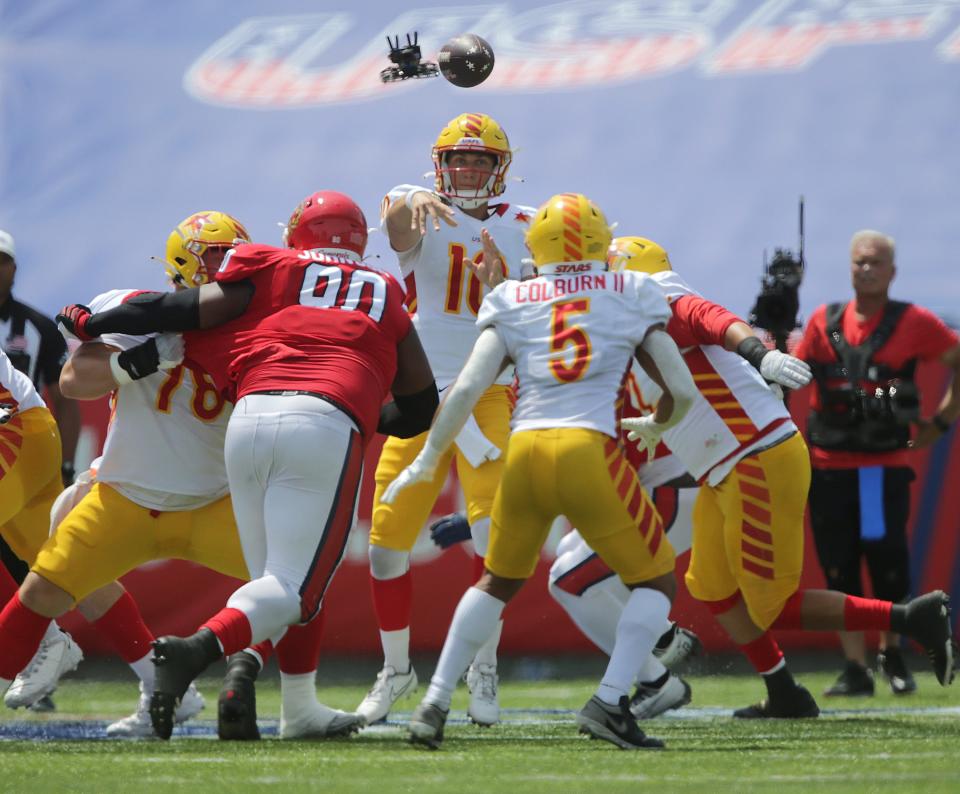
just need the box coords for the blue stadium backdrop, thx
[1,0,957,654]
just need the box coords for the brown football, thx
[438,34,495,88]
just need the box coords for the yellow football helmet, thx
[608,236,672,275]
[525,193,612,269]
[165,211,251,287]
[432,113,512,209]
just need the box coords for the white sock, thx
[425,588,505,710]
[280,671,317,717]
[381,627,411,672]
[636,654,667,685]
[130,652,155,693]
[472,619,502,668]
[597,588,671,705]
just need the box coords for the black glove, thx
[61,461,76,487]
[116,338,163,381]
[429,512,472,550]
[56,304,95,341]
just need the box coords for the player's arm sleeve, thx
[85,281,251,335]
[421,327,510,461]
[637,327,697,430]
[669,295,743,347]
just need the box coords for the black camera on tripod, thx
[749,247,803,340]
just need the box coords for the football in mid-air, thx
[438,34,494,87]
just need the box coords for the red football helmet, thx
[285,191,368,258]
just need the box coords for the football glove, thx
[380,451,439,505]
[621,415,665,460]
[759,350,812,389]
[429,513,472,550]
[57,304,95,341]
[0,402,16,425]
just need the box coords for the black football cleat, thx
[218,651,261,741]
[576,695,664,749]
[734,683,820,719]
[824,661,875,697]
[902,591,954,686]
[877,648,917,695]
[408,701,448,750]
[150,629,221,740]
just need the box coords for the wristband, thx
[932,414,952,434]
[736,336,769,371]
[109,352,134,386]
[404,188,433,210]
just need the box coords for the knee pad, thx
[368,544,411,580]
[470,517,491,557]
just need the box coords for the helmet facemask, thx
[433,145,511,210]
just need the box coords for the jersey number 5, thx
[299,262,386,322]
[550,299,592,383]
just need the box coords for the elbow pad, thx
[86,290,200,336]
[378,382,439,438]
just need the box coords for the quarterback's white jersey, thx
[0,349,46,413]
[385,184,535,390]
[637,271,795,486]
[478,263,671,437]
[87,289,231,510]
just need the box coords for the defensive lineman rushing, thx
[612,239,955,717]
[58,191,439,741]
[383,194,699,750]
[359,112,536,726]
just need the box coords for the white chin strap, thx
[448,194,488,210]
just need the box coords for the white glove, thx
[155,333,185,370]
[620,415,664,459]
[759,350,812,389]
[380,451,439,505]
[0,402,16,425]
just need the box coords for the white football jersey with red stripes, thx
[383,184,535,390]
[634,271,795,486]
[478,264,671,438]
[87,289,231,509]
[0,349,46,413]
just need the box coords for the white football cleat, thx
[4,630,83,709]
[356,665,418,725]
[106,682,205,738]
[629,673,692,720]
[465,663,500,726]
[653,623,701,670]
[280,701,364,739]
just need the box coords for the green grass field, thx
[1,669,957,793]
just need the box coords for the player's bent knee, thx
[369,544,411,580]
[627,571,676,603]
[19,572,75,618]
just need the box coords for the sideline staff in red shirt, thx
[795,229,960,697]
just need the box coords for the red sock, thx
[843,594,892,631]
[0,564,18,605]
[201,607,252,657]
[276,610,326,675]
[92,591,155,663]
[249,640,274,667]
[740,633,785,675]
[0,594,53,679]
[472,555,486,583]
[370,571,412,632]
[771,591,805,631]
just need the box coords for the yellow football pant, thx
[0,407,62,565]
[369,385,512,551]
[487,428,676,582]
[685,432,810,630]
[31,483,248,603]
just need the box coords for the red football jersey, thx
[184,243,412,439]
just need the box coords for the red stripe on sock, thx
[703,591,742,615]
[843,595,893,631]
[276,609,326,675]
[0,594,53,679]
[201,607,252,657]
[92,591,155,664]
[739,633,784,675]
[371,571,412,632]
[771,590,804,630]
